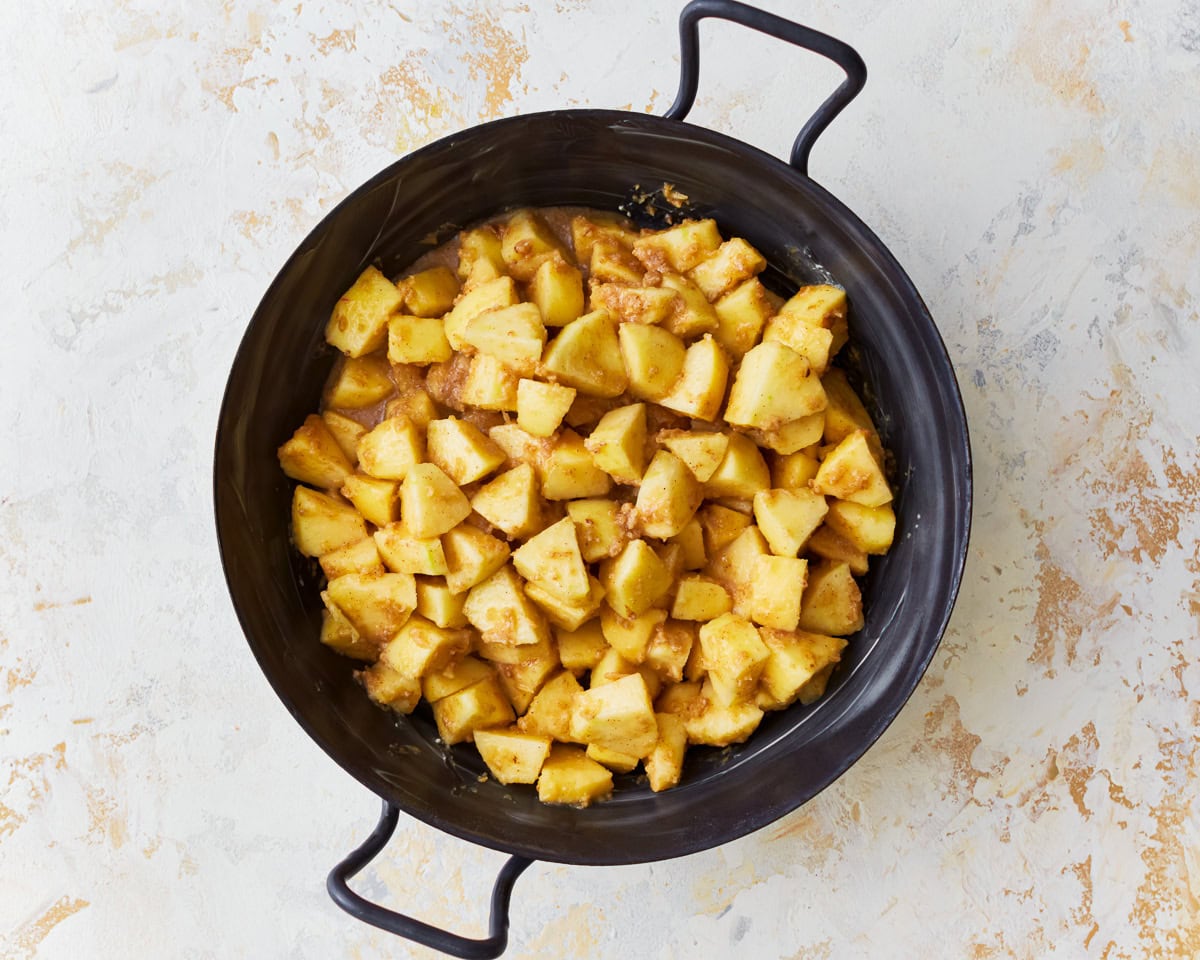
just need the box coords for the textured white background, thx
[2,0,1199,957]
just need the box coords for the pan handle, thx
[327,799,533,959]
[663,0,867,176]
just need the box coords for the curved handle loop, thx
[328,800,533,959]
[664,0,867,175]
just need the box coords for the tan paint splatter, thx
[1030,532,1087,675]
[86,787,127,849]
[371,52,462,154]
[33,595,91,611]
[784,940,834,960]
[1013,0,1103,112]
[1129,720,1200,956]
[919,695,988,802]
[4,896,90,958]
[1118,20,1134,42]
[6,660,35,693]
[312,27,356,55]
[3,743,67,846]
[68,166,159,253]
[522,903,604,958]
[446,6,530,120]
[1059,722,1099,818]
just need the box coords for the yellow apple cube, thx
[442,275,519,350]
[823,500,897,555]
[635,450,704,539]
[585,403,647,483]
[748,555,807,631]
[658,335,729,421]
[401,265,459,317]
[461,302,546,373]
[536,744,613,806]
[379,615,471,678]
[670,575,732,621]
[278,414,354,489]
[441,523,511,594]
[569,673,658,757]
[500,209,570,281]
[566,498,630,562]
[689,237,767,301]
[632,218,722,272]
[599,539,673,618]
[541,310,628,398]
[657,429,729,483]
[797,561,864,636]
[387,314,453,365]
[474,729,553,784]
[415,577,469,628]
[658,272,719,338]
[704,432,770,499]
[292,486,367,557]
[326,265,403,357]
[400,463,471,538]
[519,671,584,741]
[644,712,688,791]
[432,675,515,745]
[618,322,686,401]
[713,278,776,358]
[724,341,826,430]
[753,488,829,557]
[813,430,893,507]
[426,417,505,485]
[600,605,667,664]
[325,354,395,408]
[530,257,585,327]
[373,522,449,575]
[340,472,400,527]
[357,416,424,481]
[320,537,385,580]
[511,517,590,603]
[464,563,551,647]
[542,430,612,500]
[326,571,416,644]
[516,379,576,437]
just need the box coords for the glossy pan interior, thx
[213,109,971,866]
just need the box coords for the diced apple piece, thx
[635,450,703,539]
[714,278,780,360]
[566,498,631,562]
[585,743,640,773]
[763,319,833,375]
[632,218,722,272]
[536,744,613,806]
[757,629,847,710]
[322,411,367,464]
[471,464,544,540]
[501,210,570,281]
[488,423,554,473]
[326,571,416,644]
[658,335,729,421]
[475,729,553,784]
[812,430,893,507]
[671,575,732,621]
[569,673,658,757]
[456,226,506,283]
[753,488,829,557]
[541,310,628,398]
[398,463,471,538]
[292,486,367,557]
[319,596,378,660]
[659,273,719,338]
[748,555,807,631]
[325,354,395,408]
[461,302,546,373]
[340,473,399,527]
[374,522,449,575]
[599,539,673,618]
[704,432,770,499]
[644,619,695,683]
[618,322,687,401]
[379,615,471,678]
[443,276,519,350]
[361,661,422,714]
[432,675,515,745]
[585,403,647,484]
[820,368,877,443]
[698,502,752,554]
[402,265,459,317]
[689,237,767,301]
[495,647,562,714]
[326,265,404,357]
[415,577,469,628]
[798,663,837,704]
[705,525,770,618]
[357,416,424,481]
[600,606,667,664]
[422,652,492,696]
[542,430,612,500]
[425,417,505,485]
[441,523,510,594]
[656,679,706,718]
[772,284,848,353]
[684,679,764,746]
[477,630,555,665]
[320,537,385,580]
[387,314,453,365]
[656,430,729,483]
[747,411,826,455]
[823,500,896,555]
[512,517,590,603]
[525,575,605,631]
[385,385,439,430]
[670,518,707,570]
[644,712,688,792]
[516,379,575,437]
[464,564,551,647]
[278,414,354,489]
[772,450,820,490]
[724,341,826,430]
[589,283,679,325]
[698,613,770,707]
[570,214,638,262]
[518,671,584,741]
[797,561,864,636]
[589,238,645,284]
[530,257,585,327]
[556,620,608,673]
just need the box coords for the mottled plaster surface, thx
[2,0,1198,957]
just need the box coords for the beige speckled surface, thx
[2,1,1198,957]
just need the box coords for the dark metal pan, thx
[213,2,972,956]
